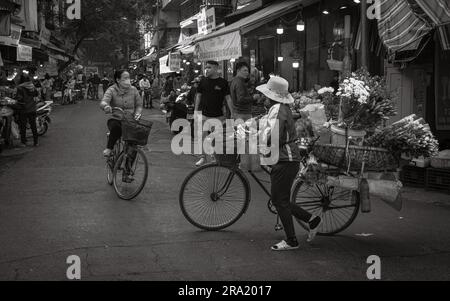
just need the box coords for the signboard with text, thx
[197,30,242,62]
[0,24,22,47]
[198,7,215,35]
[169,52,181,72]
[17,44,32,61]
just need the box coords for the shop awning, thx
[378,0,433,53]
[378,0,450,53]
[412,0,450,50]
[131,47,157,63]
[195,0,318,43]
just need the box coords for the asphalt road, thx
[0,100,449,281]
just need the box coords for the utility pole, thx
[361,0,368,69]
[156,0,161,81]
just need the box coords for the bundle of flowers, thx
[290,90,321,113]
[336,69,397,131]
[365,115,439,158]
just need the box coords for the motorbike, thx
[0,97,16,151]
[35,101,53,136]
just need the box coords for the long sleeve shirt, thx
[259,103,301,165]
[230,76,253,115]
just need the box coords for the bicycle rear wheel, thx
[291,178,360,236]
[113,147,148,200]
[179,163,250,231]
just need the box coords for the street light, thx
[277,56,284,62]
[292,61,300,68]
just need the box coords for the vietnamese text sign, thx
[0,24,22,47]
[206,8,216,33]
[169,52,181,72]
[159,55,172,74]
[197,7,207,35]
[17,44,32,61]
[197,30,242,62]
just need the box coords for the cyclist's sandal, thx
[271,240,299,251]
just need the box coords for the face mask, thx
[120,79,131,88]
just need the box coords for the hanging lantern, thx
[296,20,305,32]
[276,21,284,35]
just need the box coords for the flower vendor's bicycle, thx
[179,136,368,235]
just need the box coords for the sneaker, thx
[195,157,206,167]
[103,148,112,157]
[307,215,322,242]
[271,240,299,251]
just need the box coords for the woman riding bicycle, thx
[99,69,143,158]
[256,76,323,251]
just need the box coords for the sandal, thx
[271,240,299,251]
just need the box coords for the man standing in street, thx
[92,73,101,100]
[139,74,152,109]
[194,60,233,166]
[230,61,257,122]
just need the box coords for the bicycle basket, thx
[122,117,153,145]
[214,126,240,167]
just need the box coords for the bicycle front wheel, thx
[291,179,360,236]
[113,147,148,200]
[179,163,250,231]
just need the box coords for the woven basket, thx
[313,143,399,172]
[122,117,153,146]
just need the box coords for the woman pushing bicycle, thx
[100,69,143,158]
[256,76,322,251]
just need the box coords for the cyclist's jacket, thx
[100,84,143,119]
[259,103,301,165]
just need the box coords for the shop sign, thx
[17,44,32,61]
[197,7,207,35]
[40,26,51,46]
[169,52,181,72]
[0,24,22,47]
[159,55,172,74]
[197,30,242,62]
[205,8,216,33]
[198,7,215,35]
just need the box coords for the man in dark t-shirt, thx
[194,61,233,166]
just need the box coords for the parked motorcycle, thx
[35,101,53,136]
[0,97,16,151]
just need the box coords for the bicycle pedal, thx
[275,224,284,231]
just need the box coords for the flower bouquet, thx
[336,69,397,131]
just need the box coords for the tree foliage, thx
[60,0,155,69]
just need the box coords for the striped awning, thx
[378,0,433,53]
[413,0,450,26]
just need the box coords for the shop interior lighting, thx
[230,58,236,63]
[353,0,361,3]
[180,68,184,71]
[197,62,202,65]
[183,59,187,63]
[292,61,300,68]
[194,70,199,73]
[340,6,347,9]
[277,56,284,62]
[276,20,284,35]
[322,10,329,14]
[7,72,18,81]
[186,61,191,65]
